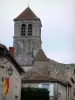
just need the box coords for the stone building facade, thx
[0,44,24,100]
[22,49,73,100]
[12,7,75,100]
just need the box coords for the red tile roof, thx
[35,49,49,61]
[14,7,40,21]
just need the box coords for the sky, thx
[0,0,75,64]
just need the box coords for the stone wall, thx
[23,59,75,100]
[0,56,21,100]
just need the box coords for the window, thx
[28,24,32,35]
[39,83,54,100]
[21,24,26,36]
[39,83,54,96]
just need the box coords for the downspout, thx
[66,85,68,100]
[57,83,59,100]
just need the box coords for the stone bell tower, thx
[13,7,42,66]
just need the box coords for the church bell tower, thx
[13,7,42,66]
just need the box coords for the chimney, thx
[9,47,15,57]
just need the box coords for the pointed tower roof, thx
[14,7,40,21]
[35,49,49,61]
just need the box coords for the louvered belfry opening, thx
[28,24,32,35]
[21,24,26,36]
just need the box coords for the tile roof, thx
[22,68,71,86]
[35,49,49,61]
[22,75,69,86]
[14,7,40,21]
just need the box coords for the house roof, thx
[14,7,40,21]
[0,43,25,74]
[34,49,49,61]
[22,67,69,86]
[0,43,6,48]
[22,55,71,87]
[22,75,70,86]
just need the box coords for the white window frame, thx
[39,83,54,97]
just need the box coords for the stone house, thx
[0,44,25,100]
[22,49,72,100]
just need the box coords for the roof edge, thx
[34,49,49,62]
[13,18,40,21]
[0,44,25,74]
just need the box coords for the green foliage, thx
[21,87,49,100]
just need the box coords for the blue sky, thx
[0,0,74,64]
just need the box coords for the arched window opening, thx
[21,24,26,36]
[28,24,32,35]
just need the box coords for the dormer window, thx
[28,24,32,35]
[21,24,26,36]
